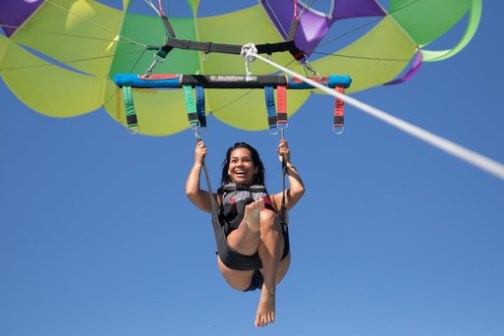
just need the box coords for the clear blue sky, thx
[1,1,503,335]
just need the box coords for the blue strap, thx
[195,85,206,128]
[264,86,277,131]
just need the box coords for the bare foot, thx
[243,199,264,232]
[255,287,276,327]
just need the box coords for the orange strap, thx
[333,85,345,128]
[277,85,288,126]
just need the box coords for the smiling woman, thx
[185,139,304,327]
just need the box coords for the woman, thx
[185,139,304,327]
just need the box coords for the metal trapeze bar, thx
[113,73,352,89]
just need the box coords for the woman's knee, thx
[259,210,279,231]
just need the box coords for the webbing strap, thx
[184,85,207,130]
[285,3,305,62]
[195,85,206,128]
[183,85,199,129]
[160,15,176,38]
[279,157,289,226]
[334,85,345,129]
[276,85,288,126]
[264,86,277,131]
[154,6,303,64]
[159,39,299,59]
[122,85,138,130]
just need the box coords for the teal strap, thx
[122,85,138,130]
[183,85,199,129]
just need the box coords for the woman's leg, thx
[255,209,285,327]
[217,199,264,290]
[217,199,290,326]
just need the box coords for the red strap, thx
[333,85,345,128]
[277,85,288,125]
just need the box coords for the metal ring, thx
[332,125,345,135]
[268,125,280,136]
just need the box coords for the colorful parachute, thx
[0,0,481,136]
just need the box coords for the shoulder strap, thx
[278,158,289,225]
[221,183,267,194]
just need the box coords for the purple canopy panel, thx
[260,0,385,54]
[331,0,386,20]
[0,0,45,37]
[385,51,423,85]
[296,9,333,53]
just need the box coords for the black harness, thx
[212,183,290,271]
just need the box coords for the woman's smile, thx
[228,148,257,184]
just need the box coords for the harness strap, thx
[183,85,199,129]
[276,85,288,126]
[183,84,207,130]
[121,85,138,131]
[221,183,267,193]
[265,85,289,134]
[160,14,176,39]
[286,2,305,62]
[158,39,300,60]
[279,157,289,226]
[333,85,345,132]
[195,85,206,128]
[264,86,278,132]
[155,11,302,62]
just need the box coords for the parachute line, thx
[45,0,148,48]
[0,22,149,49]
[303,0,419,59]
[387,0,422,16]
[0,49,148,72]
[249,52,504,182]
[261,0,318,40]
[310,51,413,62]
[309,20,381,56]
[261,0,289,37]
[144,0,161,16]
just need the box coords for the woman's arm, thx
[272,139,305,211]
[185,140,213,213]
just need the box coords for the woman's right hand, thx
[195,140,207,165]
[278,139,291,163]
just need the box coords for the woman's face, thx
[228,147,258,185]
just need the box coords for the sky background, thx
[1,1,503,336]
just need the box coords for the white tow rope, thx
[243,48,504,181]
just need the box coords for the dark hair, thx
[221,142,266,186]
